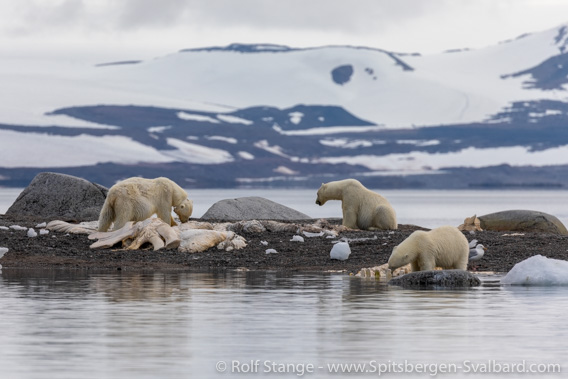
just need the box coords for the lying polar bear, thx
[315,179,397,230]
[98,177,193,232]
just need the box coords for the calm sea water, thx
[0,270,565,378]
[2,188,568,228]
[1,189,568,378]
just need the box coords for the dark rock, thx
[502,52,568,90]
[5,172,108,222]
[389,270,481,288]
[331,65,354,85]
[201,196,311,221]
[479,210,567,235]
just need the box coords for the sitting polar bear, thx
[388,226,469,272]
[315,179,397,230]
[98,177,193,232]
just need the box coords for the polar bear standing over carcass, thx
[97,177,193,232]
[388,226,469,272]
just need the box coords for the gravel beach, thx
[1,215,567,274]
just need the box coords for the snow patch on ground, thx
[206,135,238,144]
[236,176,308,183]
[288,111,304,124]
[529,109,563,118]
[147,125,172,133]
[164,138,234,164]
[177,112,220,123]
[397,140,441,146]
[238,151,255,160]
[319,138,375,148]
[0,129,175,168]
[314,145,568,172]
[273,166,298,175]
[273,124,385,136]
[254,140,290,158]
[216,114,253,125]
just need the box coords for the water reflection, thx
[0,269,565,378]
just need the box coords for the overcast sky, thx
[2,0,568,63]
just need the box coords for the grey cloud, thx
[2,0,499,40]
[5,0,87,35]
[116,0,193,30]
[165,0,458,34]
[11,0,460,33]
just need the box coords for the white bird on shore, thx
[468,242,487,271]
[469,244,487,261]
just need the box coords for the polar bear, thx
[97,177,193,232]
[315,179,397,230]
[388,226,469,272]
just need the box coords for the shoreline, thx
[2,215,568,274]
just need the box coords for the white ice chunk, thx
[260,241,268,246]
[10,225,28,231]
[265,249,278,254]
[35,222,47,228]
[501,255,568,286]
[0,247,8,258]
[27,228,37,237]
[0,226,9,231]
[39,229,49,235]
[330,242,351,261]
[290,235,305,242]
[147,125,171,133]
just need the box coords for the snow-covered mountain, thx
[1,24,568,188]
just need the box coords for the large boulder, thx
[5,172,108,222]
[479,210,567,235]
[201,196,311,221]
[389,270,481,288]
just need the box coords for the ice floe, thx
[501,255,568,286]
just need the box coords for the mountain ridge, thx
[1,23,568,188]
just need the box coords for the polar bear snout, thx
[174,199,193,223]
[315,193,326,206]
[388,246,406,270]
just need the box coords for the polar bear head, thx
[315,183,328,206]
[174,198,193,223]
[388,231,423,270]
